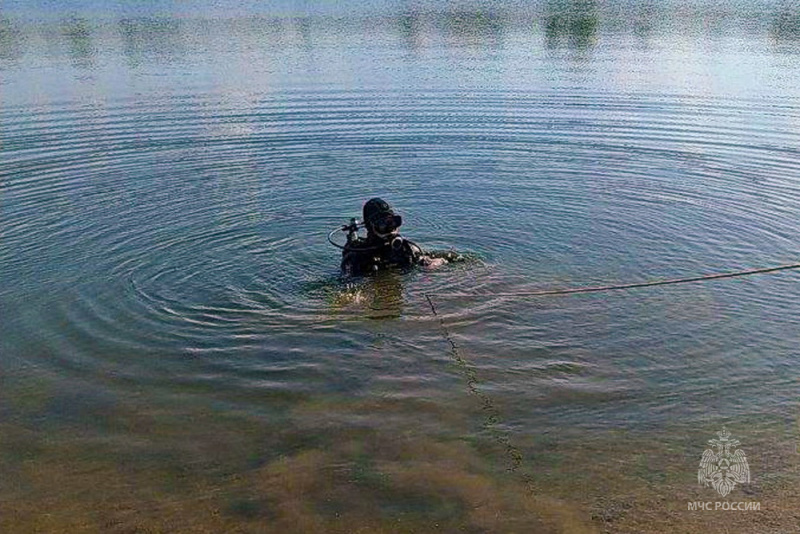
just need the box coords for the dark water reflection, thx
[118,17,187,67]
[1,1,799,62]
[1,5,797,104]
[60,17,96,70]
[0,17,25,63]
[772,8,800,42]
[2,1,800,532]
[544,0,598,49]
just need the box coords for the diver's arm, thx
[421,250,461,262]
[342,247,382,276]
[341,250,367,277]
[406,240,460,268]
[418,255,448,269]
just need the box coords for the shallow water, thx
[2,1,800,532]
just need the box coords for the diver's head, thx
[363,197,402,240]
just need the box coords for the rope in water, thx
[422,259,800,495]
[424,293,536,494]
[427,261,800,298]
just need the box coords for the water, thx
[2,1,800,531]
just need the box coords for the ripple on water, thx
[2,90,800,422]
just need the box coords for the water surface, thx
[2,1,800,532]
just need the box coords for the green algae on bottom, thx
[0,374,797,533]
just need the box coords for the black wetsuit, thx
[340,235,423,277]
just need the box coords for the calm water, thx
[2,1,800,532]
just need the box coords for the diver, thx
[335,198,458,277]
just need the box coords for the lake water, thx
[2,1,800,532]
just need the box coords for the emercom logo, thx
[688,427,761,512]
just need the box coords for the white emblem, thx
[698,428,750,497]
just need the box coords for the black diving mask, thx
[371,213,402,235]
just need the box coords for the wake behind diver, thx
[331,198,459,277]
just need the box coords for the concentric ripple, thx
[3,88,800,423]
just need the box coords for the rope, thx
[428,261,800,298]
[422,259,800,495]
[424,293,535,494]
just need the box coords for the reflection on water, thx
[0,17,24,63]
[544,0,598,49]
[2,1,797,104]
[1,1,799,66]
[118,17,186,67]
[442,9,505,48]
[60,17,95,70]
[772,8,800,43]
